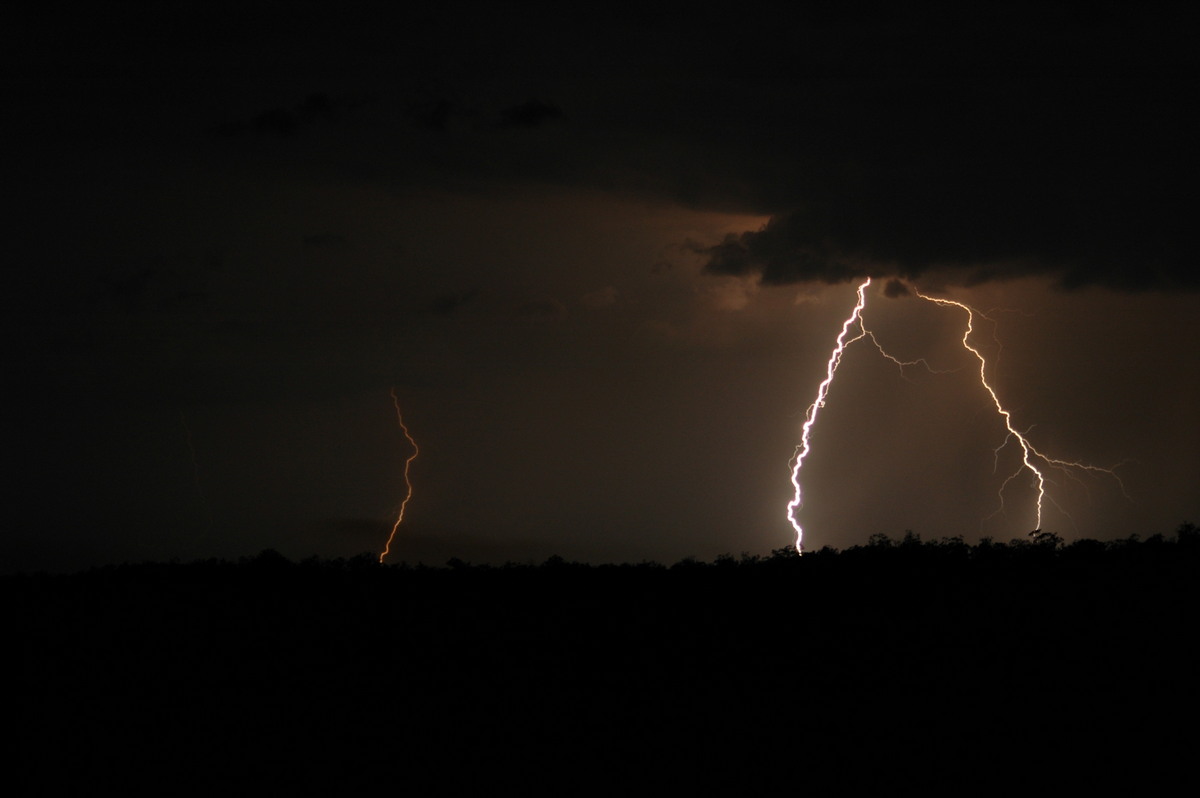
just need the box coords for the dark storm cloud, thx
[92,261,208,315]
[405,97,455,132]
[211,93,354,139]
[692,8,1200,292]
[498,100,565,129]
[100,268,156,303]
[302,233,349,249]
[701,129,1200,292]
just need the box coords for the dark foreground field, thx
[8,528,1199,794]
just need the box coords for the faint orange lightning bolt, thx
[380,388,419,564]
[788,278,872,553]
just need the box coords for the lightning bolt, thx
[379,388,419,564]
[912,291,1051,528]
[787,280,1127,553]
[787,278,872,553]
[913,289,1127,532]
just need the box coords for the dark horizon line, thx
[10,522,1196,577]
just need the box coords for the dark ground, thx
[8,528,1198,794]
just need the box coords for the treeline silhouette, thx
[7,524,1197,793]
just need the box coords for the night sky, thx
[6,2,1198,571]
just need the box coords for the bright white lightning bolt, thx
[379,388,419,564]
[787,278,872,553]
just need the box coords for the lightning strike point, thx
[380,389,419,564]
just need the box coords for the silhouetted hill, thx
[7,526,1198,793]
